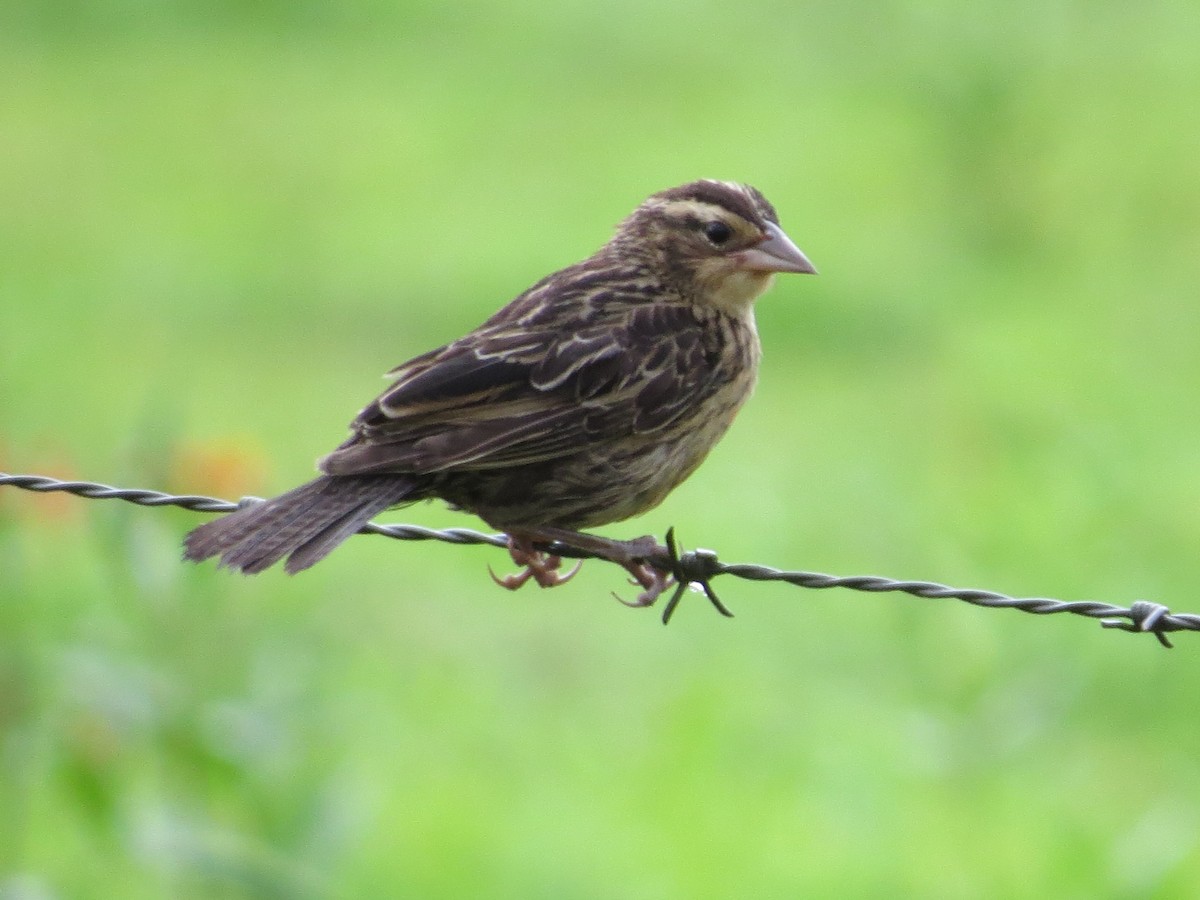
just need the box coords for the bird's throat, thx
[701,267,776,315]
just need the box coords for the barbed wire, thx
[2,471,1196,647]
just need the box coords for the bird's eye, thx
[703,221,733,245]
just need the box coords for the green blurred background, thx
[2,1,1199,896]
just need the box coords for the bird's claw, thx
[615,527,732,624]
[488,563,533,591]
[490,537,583,591]
[612,560,674,608]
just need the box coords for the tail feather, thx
[183,474,418,574]
[220,478,355,573]
[283,501,392,574]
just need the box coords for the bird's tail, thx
[183,474,419,574]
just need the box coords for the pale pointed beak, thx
[736,221,817,274]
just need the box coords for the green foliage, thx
[3,2,1199,895]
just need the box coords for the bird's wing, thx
[319,303,728,476]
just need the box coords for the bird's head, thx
[613,180,816,315]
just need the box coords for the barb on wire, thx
[2,472,1195,647]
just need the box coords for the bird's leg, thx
[489,533,583,591]
[519,527,664,564]
[515,527,676,608]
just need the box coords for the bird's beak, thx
[736,221,817,275]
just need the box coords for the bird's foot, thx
[489,535,583,591]
[613,560,675,608]
[502,527,673,607]
[490,526,729,622]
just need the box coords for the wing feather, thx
[320,299,734,477]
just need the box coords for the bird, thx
[183,180,815,606]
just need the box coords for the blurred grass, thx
[3,1,1200,897]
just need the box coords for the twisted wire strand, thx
[2,472,1195,646]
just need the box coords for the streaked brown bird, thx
[184,180,815,604]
